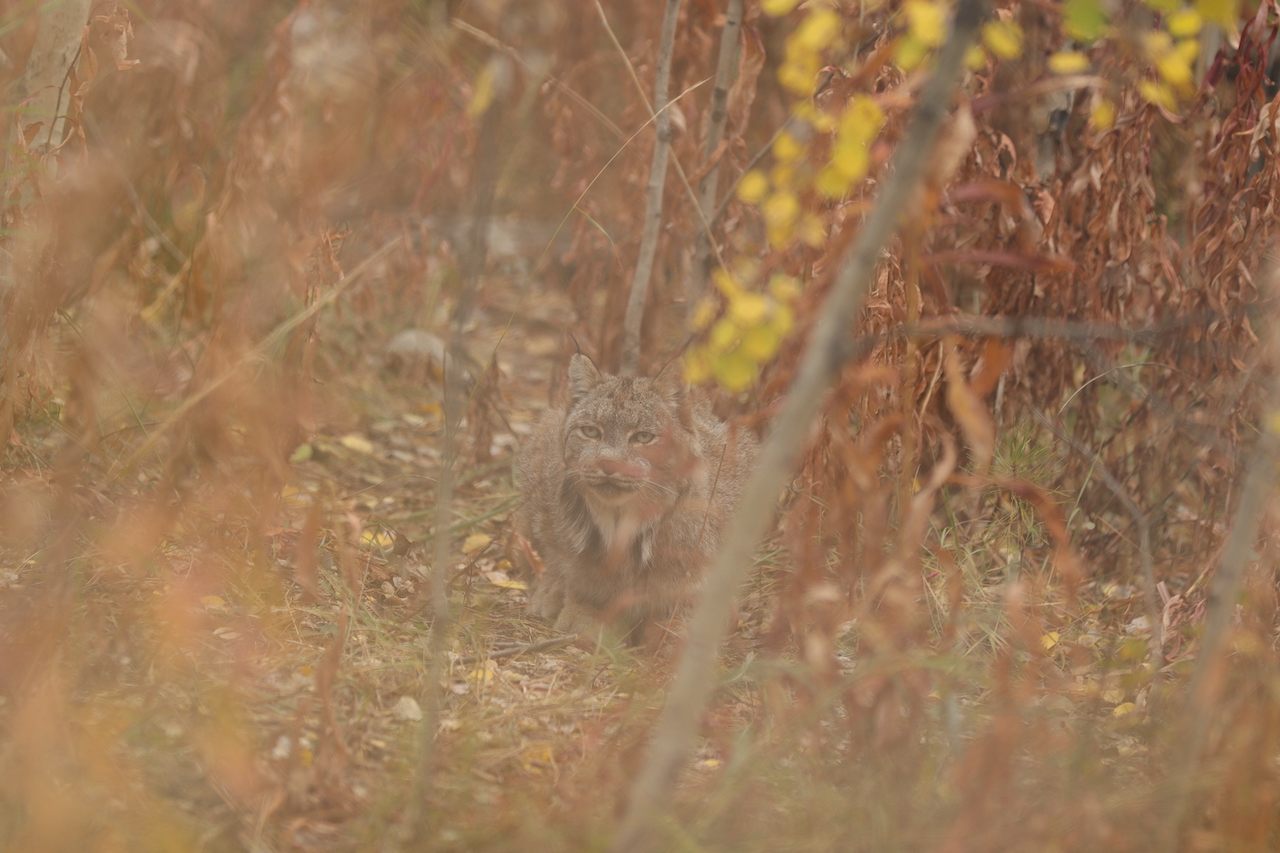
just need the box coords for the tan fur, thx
[515,354,757,644]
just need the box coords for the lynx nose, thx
[594,457,644,479]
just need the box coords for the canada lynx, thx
[516,354,757,644]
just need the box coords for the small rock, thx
[391,695,423,722]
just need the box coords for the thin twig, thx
[686,0,744,318]
[401,282,471,846]
[617,0,683,375]
[1030,407,1163,688]
[454,636,577,666]
[611,2,986,848]
[593,0,731,346]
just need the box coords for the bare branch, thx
[12,0,92,158]
[616,0,683,375]
[686,0,744,319]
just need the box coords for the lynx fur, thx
[516,354,756,644]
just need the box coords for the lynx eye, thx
[631,430,656,444]
[579,424,602,439]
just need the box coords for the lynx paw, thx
[552,601,605,640]
[528,574,566,622]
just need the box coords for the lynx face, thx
[515,353,756,645]
[560,356,699,514]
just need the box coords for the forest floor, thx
[0,256,1195,853]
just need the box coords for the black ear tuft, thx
[567,352,604,404]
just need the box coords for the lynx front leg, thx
[529,570,566,622]
[552,599,606,640]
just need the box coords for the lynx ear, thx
[567,353,604,404]
[652,360,686,403]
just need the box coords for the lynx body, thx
[516,354,756,643]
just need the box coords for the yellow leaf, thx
[768,274,801,302]
[1113,702,1137,717]
[1167,8,1203,37]
[712,269,742,299]
[1041,631,1060,651]
[690,297,718,331]
[1144,29,1174,56]
[340,433,374,455]
[905,0,948,47]
[1138,79,1176,110]
[981,19,1023,59]
[762,191,801,231]
[467,64,496,119]
[831,141,870,181]
[809,107,836,133]
[467,663,496,687]
[737,170,769,204]
[201,595,228,611]
[713,351,757,393]
[1175,37,1200,67]
[840,95,886,143]
[1090,97,1116,130]
[1065,0,1110,41]
[797,213,826,247]
[281,485,310,507]
[815,163,853,198]
[520,742,556,774]
[462,533,492,555]
[792,8,842,53]
[684,348,712,384]
[895,34,930,71]
[1148,31,1193,88]
[741,325,782,362]
[289,444,313,463]
[761,0,800,15]
[1047,50,1090,74]
[772,130,805,164]
[728,292,770,327]
[1194,0,1235,28]
[710,318,741,352]
[777,57,818,94]
[1102,688,1126,704]
[490,579,528,591]
[766,222,795,248]
[965,44,988,70]
[362,529,395,550]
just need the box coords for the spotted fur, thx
[515,354,757,644]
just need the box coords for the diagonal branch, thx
[610,0,988,849]
[1161,299,1280,845]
